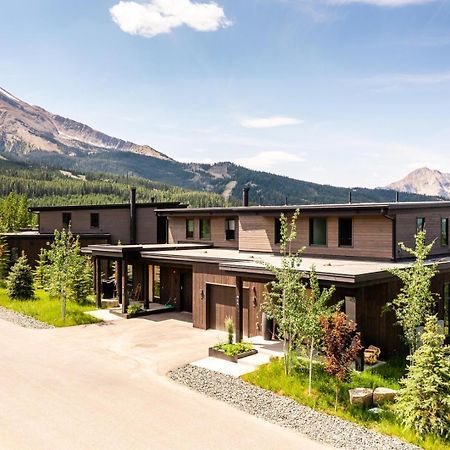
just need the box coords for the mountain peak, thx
[0,86,171,161]
[386,167,450,199]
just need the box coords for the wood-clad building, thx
[86,200,450,357]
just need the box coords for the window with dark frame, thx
[274,218,282,244]
[416,217,425,233]
[62,212,71,229]
[339,218,353,247]
[185,219,194,239]
[309,217,327,246]
[225,218,236,241]
[199,219,211,240]
[90,213,99,229]
[441,218,449,247]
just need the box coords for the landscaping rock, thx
[170,365,419,450]
[0,306,54,329]
[373,387,397,405]
[349,387,373,407]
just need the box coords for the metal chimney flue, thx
[130,187,137,244]
[242,186,250,207]
[395,191,399,203]
[348,189,352,204]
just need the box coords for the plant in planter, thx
[225,316,234,344]
[209,317,258,362]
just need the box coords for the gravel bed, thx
[170,365,420,450]
[0,306,54,329]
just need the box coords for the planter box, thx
[208,347,258,363]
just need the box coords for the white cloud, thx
[235,151,305,172]
[326,0,436,6]
[240,116,303,129]
[110,0,231,38]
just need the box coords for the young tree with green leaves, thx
[44,228,93,319]
[262,210,305,375]
[320,311,362,410]
[0,192,34,232]
[388,230,438,353]
[6,254,34,300]
[396,315,450,439]
[304,269,337,395]
[0,235,9,279]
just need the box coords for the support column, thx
[116,260,123,306]
[235,276,244,343]
[95,257,102,308]
[143,264,150,310]
[121,259,129,313]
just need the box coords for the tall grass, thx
[0,288,100,327]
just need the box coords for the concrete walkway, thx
[0,313,333,450]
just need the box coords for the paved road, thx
[0,313,332,450]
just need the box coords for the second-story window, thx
[199,219,211,240]
[441,218,449,246]
[309,217,327,246]
[274,218,282,244]
[90,213,99,229]
[62,212,71,229]
[225,218,236,241]
[186,219,194,239]
[339,218,353,247]
[416,217,425,233]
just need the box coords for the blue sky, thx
[1,0,450,188]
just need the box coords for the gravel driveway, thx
[170,365,420,450]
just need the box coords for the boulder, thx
[348,388,373,408]
[349,388,373,407]
[373,387,397,405]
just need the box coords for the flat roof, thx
[139,247,450,284]
[157,201,450,217]
[30,202,186,212]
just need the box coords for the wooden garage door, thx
[207,284,250,336]
[208,284,235,331]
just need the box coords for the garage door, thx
[207,284,250,335]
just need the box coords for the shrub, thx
[6,254,34,300]
[225,316,234,344]
[321,311,362,410]
[127,302,142,315]
[395,315,450,439]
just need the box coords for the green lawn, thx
[242,357,450,450]
[0,287,101,327]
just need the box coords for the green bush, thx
[6,255,34,300]
[127,302,142,315]
[395,315,450,440]
[0,235,9,279]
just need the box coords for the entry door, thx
[180,272,193,312]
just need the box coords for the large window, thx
[225,218,236,241]
[185,219,194,239]
[199,219,211,240]
[62,212,71,229]
[444,284,450,336]
[309,218,327,246]
[416,217,425,233]
[441,218,449,247]
[339,218,353,247]
[274,218,282,244]
[90,213,99,229]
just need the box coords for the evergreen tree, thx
[0,235,9,279]
[396,315,450,439]
[6,254,34,300]
[388,231,438,353]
